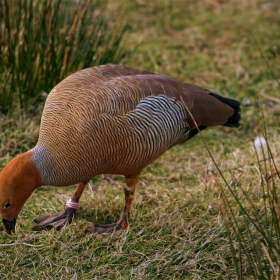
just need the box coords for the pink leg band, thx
[66,200,79,210]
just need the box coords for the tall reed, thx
[187,90,280,278]
[0,0,131,115]
[218,108,280,279]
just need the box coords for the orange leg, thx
[86,174,139,236]
[71,182,87,202]
[32,182,88,231]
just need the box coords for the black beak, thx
[2,218,16,234]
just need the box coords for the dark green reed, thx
[0,0,131,115]
[219,109,280,279]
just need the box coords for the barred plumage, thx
[0,64,241,234]
[32,64,239,186]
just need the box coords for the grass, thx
[1,0,280,279]
[0,0,130,114]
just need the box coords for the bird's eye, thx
[4,202,11,209]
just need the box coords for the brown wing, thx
[100,73,234,128]
[46,64,234,130]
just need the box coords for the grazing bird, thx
[0,64,240,234]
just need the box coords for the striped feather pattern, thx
[31,64,239,186]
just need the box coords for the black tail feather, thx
[188,93,241,139]
[210,93,241,128]
[188,125,207,139]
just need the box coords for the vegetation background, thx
[0,0,279,279]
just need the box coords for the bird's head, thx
[0,151,43,234]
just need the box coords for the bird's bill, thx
[2,218,16,234]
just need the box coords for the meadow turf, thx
[0,0,280,279]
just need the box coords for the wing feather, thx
[42,64,234,134]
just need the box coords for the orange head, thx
[0,151,43,233]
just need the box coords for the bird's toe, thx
[85,220,125,236]
[32,208,76,231]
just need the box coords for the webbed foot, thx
[32,207,77,231]
[85,175,139,236]
[85,214,128,236]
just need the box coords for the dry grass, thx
[1,0,280,279]
[0,0,130,114]
[0,110,41,166]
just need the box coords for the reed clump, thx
[0,0,130,114]
[218,107,280,279]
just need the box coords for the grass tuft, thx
[0,0,131,114]
[218,99,280,279]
